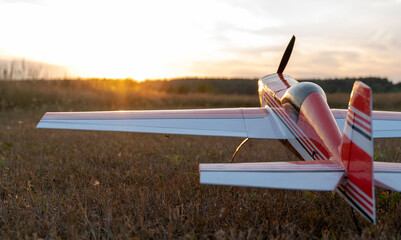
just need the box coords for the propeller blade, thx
[277,35,296,74]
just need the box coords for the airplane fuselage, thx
[258,73,343,163]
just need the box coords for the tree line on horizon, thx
[1,58,400,94]
[2,72,401,95]
[139,77,401,95]
[0,58,67,80]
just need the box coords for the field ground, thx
[1,80,401,239]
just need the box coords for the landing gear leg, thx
[231,138,250,163]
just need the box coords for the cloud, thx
[193,0,401,81]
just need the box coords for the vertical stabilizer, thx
[338,81,376,224]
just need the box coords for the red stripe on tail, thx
[338,81,376,224]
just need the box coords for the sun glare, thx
[0,0,400,81]
[0,0,228,81]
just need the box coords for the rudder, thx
[338,81,376,224]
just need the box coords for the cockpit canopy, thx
[280,82,327,120]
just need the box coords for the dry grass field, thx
[1,80,401,239]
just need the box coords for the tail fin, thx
[338,81,376,224]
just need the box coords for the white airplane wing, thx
[200,160,345,191]
[374,162,401,191]
[332,109,401,138]
[37,107,288,139]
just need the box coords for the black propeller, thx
[277,35,296,74]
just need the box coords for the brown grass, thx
[1,80,401,239]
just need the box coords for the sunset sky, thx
[0,0,400,81]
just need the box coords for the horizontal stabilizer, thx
[200,160,345,191]
[37,108,287,139]
[332,109,401,138]
[374,162,401,192]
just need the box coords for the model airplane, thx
[37,36,401,224]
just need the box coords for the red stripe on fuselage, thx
[263,93,318,156]
[262,91,328,160]
[263,93,320,158]
[298,92,340,161]
[278,73,291,88]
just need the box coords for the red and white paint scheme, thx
[37,36,401,224]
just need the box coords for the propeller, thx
[277,35,296,74]
[230,36,296,163]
